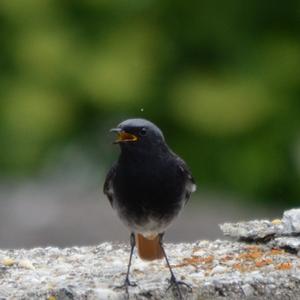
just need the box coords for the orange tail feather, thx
[136,233,164,261]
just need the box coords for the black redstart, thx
[104,118,196,298]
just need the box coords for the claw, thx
[115,278,137,291]
[114,278,137,300]
[113,233,137,298]
[166,275,192,299]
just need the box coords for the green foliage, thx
[0,0,299,205]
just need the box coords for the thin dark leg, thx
[115,232,137,293]
[124,232,136,286]
[159,233,192,300]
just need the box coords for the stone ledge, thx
[0,209,300,300]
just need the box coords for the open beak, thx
[110,128,138,144]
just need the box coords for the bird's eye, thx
[140,128,147,136]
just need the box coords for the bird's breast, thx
[113,157,186,220]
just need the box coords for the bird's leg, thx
[115,232,137,293]
[124,233,137,287]
[159,233,192,300]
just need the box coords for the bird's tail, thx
[136,233,164,261]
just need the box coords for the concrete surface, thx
[1,210,300,299]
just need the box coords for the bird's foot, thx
[166,275,192,299]
[114,277,137,292]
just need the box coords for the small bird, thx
[103,118,196,298]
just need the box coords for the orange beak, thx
[110,128,138,143]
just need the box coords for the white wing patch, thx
[189,182,197,193]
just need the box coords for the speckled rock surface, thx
[220,209,300,255]
[271,237,300,253]
[1,237,300,300]
[220,220,282,241]
[282,209,300,233]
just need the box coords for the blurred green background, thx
[0,0,299,247]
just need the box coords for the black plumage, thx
[103,118,196,298]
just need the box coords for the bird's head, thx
[110,118,165,151]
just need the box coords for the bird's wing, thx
[103,163,117,207]
[175,156,196,204]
